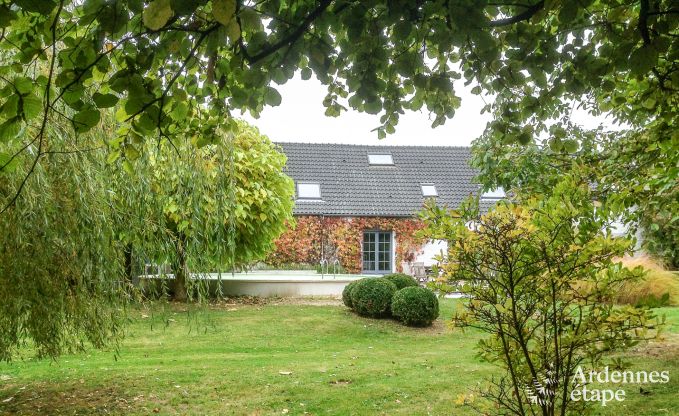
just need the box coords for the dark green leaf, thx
[264,87,282,107]
[72,108,101,133]
[15,0,56,14]
[0,6,17,27]
[93,93,119,108]
[517,132,531,145]
[301,68,312,81]
[629,46,658,76]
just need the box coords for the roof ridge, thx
[274,141,471,150]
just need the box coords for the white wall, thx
[402,239,447,274]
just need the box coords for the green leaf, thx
[22,94,43,120]
[238,7,261,31]
[0,6,17,27]
[170,0,199,16]
[143,0,173,31]
[301,68,312,81]
[393,20,412,40]
[122,160,134,175]
[171,101,189,120]
[517,132,531,145]
[213,0,236,26]
[271,68,287,85]
[0,151,19,172]
[548,137,563,152]
[93,93,119,108]
[629,46,658,76]
[15,0,56,14]
[1,95,19,118]
[364,100,382,115]
[72,108,101,133]
[124,145,140,160]
[14,77,33,95]
[106,149,121,164]
[563,139,578,153]
[225,19,241,43]
[0,118,21,142]
[264,87,282,107]
[558,3,578,23]
[642,97,656,110]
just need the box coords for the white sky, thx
[242,74,619,147]
[242,74,491,147]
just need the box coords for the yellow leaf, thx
[225,19,241,43]
[212,0,236,26]
[143,0,173,31]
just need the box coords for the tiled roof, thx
[276,142,490,217]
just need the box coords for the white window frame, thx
[296,182,322,200]
[367,154,394,165]
[420,183,438,197]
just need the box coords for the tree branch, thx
[638,0,651,45]
[242,0,333,64]
[489,1,544,27]
[1,1,64,214]
[124,26,218,124]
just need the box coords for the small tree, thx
[421,177,661,415]
[113,120,294,301]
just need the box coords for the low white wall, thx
[138,274,359,297]
[220,279,352,297]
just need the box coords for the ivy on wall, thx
[266,216,427,274]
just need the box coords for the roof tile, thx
[276,142,484,217]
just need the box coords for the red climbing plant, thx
[266,216,427,273]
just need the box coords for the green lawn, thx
[1,300,678,415]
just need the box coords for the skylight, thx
[421,184,438,197]
[481,187,505,200]
[368,154,394,165]
[297,182,321,199]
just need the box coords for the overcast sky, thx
[242,74,619,147]
[242,74,491,147]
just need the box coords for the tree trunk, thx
[123,243,134,284]
[171,235,189,302]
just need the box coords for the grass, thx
[0,299,677,415]
[616,255,679,306]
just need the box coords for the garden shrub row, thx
[342,273,439,327]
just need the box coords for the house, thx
[265,142,502,275]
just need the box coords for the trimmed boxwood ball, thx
[350,278,398,317]
[391,287,440,327]
[342,279,362,309]
[383,273,418,290]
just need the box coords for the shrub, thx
[350,278,397,317]
[634,293,671,309]
[342,279,362,309]
[383,273,418,290]
[391,287,439,327]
